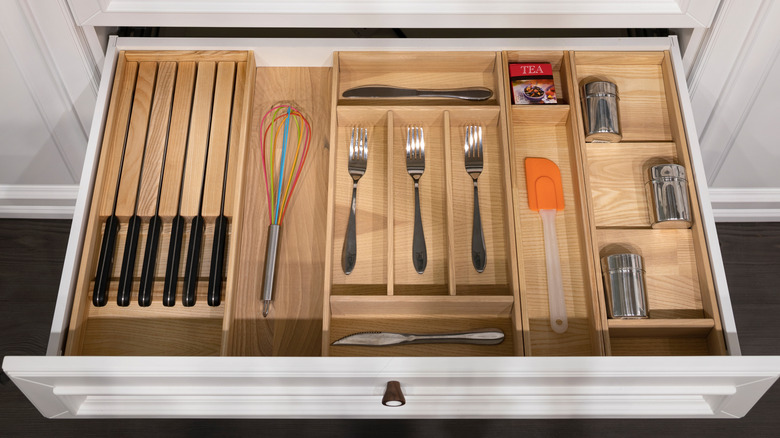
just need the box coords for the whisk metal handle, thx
[262,224,281,317]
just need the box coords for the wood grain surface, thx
[510,108,600,356]
[158,61,196,218]
[136,61,176,217]
[201,61,236,217]
[575,53,672,142]
[97,58,138,216]
[586,142,678,228]
[330,107,389,294]
[338,51,499,106]
[224,67,331,357]
[115,61,157,218]
[179,61,216,218]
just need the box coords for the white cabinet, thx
[4,35,780,419]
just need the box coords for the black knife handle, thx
[207,215,228,307]
[117,215,141,307]
[183,215,204,307]
[163,215,185,307]
[138,215,161,307]
[93,215,120,307]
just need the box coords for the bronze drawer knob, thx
[382,381,405,407]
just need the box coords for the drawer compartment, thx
[64,51,256,356]
[63,48,728,359]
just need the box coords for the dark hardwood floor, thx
[1,219,778,437]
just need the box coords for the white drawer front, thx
[4,356,780,418]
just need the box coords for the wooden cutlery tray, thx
[65,48,725,358]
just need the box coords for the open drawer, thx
[4,36,780,419]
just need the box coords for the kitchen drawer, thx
[4,36,780,419]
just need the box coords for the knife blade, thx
[332,328,504,346]
[342,85,493,101]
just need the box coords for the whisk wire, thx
[259,104,312,226]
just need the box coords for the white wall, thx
[688,0,780,220]
[0,0,98,218]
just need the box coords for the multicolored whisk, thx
[259,104,312,317]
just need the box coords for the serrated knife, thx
[342,85,493,101]
[332,328,504,346]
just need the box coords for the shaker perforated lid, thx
[583,80,618,97]
[648,163,687,181]
[602,253,643,271]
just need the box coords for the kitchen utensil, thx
[92,63,139,307]
[646,163,691,228]
[332,328,505,346]
[525,157,567,334]
[581,80,622,142]
[259,104,312,317]
[342,85,492,101]
[406,126,427,274]
[206,72,240,307]
[341,127,368,275]
[601,253,648,318]
[162,66,198,308]
[181,67,229,308]
[117,64,160,307]
[465,125,486,272]
[138,62,178,307]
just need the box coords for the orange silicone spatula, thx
[525,157,567,334]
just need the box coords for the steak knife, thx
[342,85,493,101]
[332,328,504,346]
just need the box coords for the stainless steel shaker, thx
[646,163,692,228]
[601,253,648,319]
[581,80,622,142]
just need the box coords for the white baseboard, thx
[0,184,78,219]
[709,188,780,222]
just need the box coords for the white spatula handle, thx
[540,209,568,333]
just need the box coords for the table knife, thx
[342,85,493,101]
[332,328,504,346]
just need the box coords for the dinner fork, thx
[465,125,487,272]
[342,127,368,275]
[406,126,427,274]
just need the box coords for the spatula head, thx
[525,157,565,211]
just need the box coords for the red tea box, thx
[509,63,557,104]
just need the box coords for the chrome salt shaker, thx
[581,80,622,142]
[646,163,692,228]
[601,253,648,319]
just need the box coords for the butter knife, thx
[342,85,493,101]
[332,328,504,346]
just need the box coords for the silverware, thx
[332,328,505,346]
[343,85,493,101]
[342,127,368,275]
[465,125,487,272]
[406,126,427,274]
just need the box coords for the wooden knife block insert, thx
[64,49,726,358]
[64,51,255,356]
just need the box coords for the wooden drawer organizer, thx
[65,48,726,358]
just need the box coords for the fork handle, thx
[342,182,358,275]
[412,181,427,274]
[472,181,487,272]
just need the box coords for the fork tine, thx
[363,128,368,160]
[350,127,356,160]
[478,125,482,158]
[420,127,425,159]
